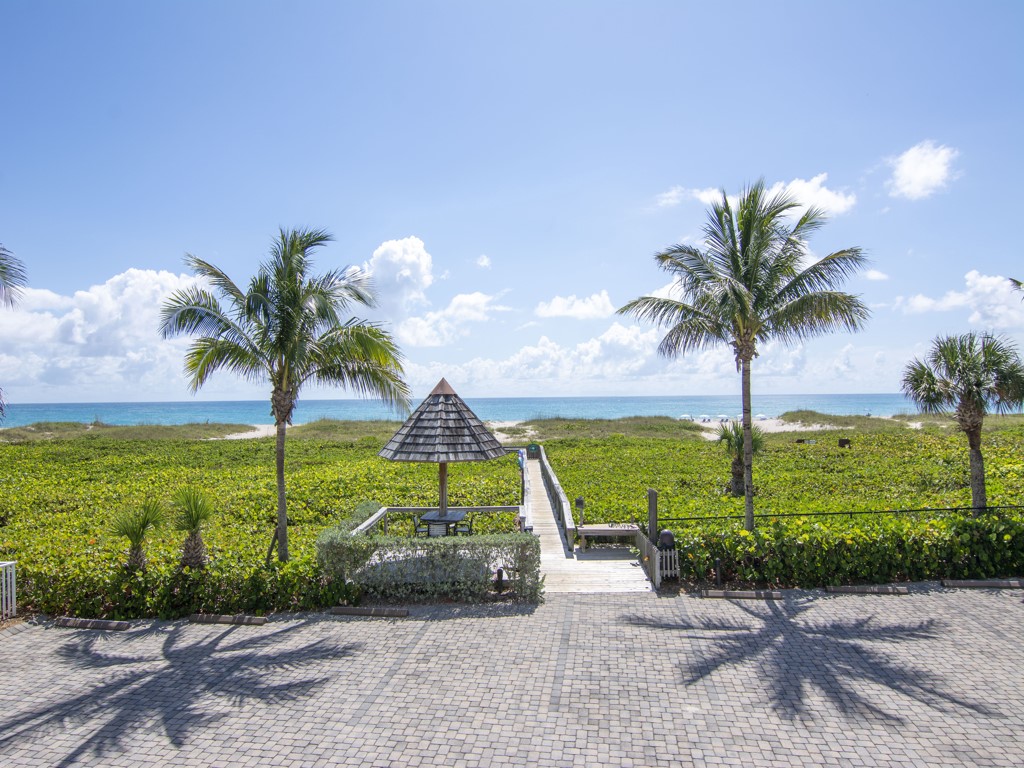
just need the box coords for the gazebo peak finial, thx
[430,378,456,396]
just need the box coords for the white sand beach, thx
[219,425,278,440]
[216,416,870,443]
[695,417,837,440]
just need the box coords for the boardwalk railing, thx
[353,506,527,536]
[1,561,15,621]
[519,449,533,532]
[537,446,576,541]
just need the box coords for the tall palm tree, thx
[619,180,869,530]
[160,227,411,562]
[901,332,1024,513]
[717,421,765,496]
[0,243,28,420]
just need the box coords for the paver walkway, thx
[527,458,651,593]
[2,587,1024,766]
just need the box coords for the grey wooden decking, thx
[526,459,652,593]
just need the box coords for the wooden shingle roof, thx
[378,378,507,463]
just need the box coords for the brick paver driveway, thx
[2,585,1022,767]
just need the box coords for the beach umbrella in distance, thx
[379,378,508,516]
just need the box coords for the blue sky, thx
[2,1,1022,403]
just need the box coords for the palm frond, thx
[0,243,28,308]
[765,291,870,343]
[183,337,266,391]
[302,322,411,411]
[110,499,166,546]
[172,487,215,534]
[184,255,246,306]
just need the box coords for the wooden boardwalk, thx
[526,459,652,593]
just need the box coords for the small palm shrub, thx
[172,487,216,570]
[716,422,765,496]
[110,499,166,571]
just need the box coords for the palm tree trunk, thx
[181,531,207,570]
[275,418,289,561]
[128,544,146,572]
[966,428,987,515]
[730,457,744,496]
[741,356,755,531]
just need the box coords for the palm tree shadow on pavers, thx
[622,598,998,724]
[0,620,360,766]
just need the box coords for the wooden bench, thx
[577,523,639,550]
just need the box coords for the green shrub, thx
[316,530,542,602]
[672,511,1024,587]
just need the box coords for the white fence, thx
[634,534,679,589]
[1,561,15,620]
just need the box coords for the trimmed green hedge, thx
[19,552,356,620]
[316,531,542,602]
[673,512,1024,586]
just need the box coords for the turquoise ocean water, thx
[1,393,918,428]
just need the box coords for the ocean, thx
[0,393,918,428]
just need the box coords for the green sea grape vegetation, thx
[545,425,1024,586]
[0,437,521,618]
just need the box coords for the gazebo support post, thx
[439,462,448,516]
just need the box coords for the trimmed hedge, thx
[19,552,357,620]
[316,531,542,602]
[673,512,1024,587]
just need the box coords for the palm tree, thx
[172,487,216,570]
[901,332,1024,513]
[619,180,869,530]
[0,243,28,421]
[717,421,765,496]
[111,499,166,571]
[160,227,410,562]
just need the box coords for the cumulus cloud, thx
[899,270,1024,328]
[887,140,960,200]
[656,185,720,208]
[363,236,434,318]
[397,292,510,347]
[535,290,616,319]
[0,268,239,402]
[767,173,856,216]
[476,254,491,269]
[865,269,889,281]
[657,174,854,217]
[405,322,663,391]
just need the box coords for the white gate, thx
[0,562,15,621]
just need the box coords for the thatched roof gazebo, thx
[378,378,508,518]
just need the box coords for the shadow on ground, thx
[623,596,999,723]
[0,620,359,767]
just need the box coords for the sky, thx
[2,1,1023,404]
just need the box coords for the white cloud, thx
[766,173,856,216]
[535,290,616,319]
[865,269,889,281]
[406,322,663,391]
[397,292,510,347]
[900,270,1024,328]
[657,174,855,216]
[363,236,434,317]
[476,254,491,269]
[886,140,960,200]
[0,268,233,402]
[655,185,720,208]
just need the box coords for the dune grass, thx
[0,421,249,442]
[519,416,707,441]
[778,410,914,432]
[287,419,402,443]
